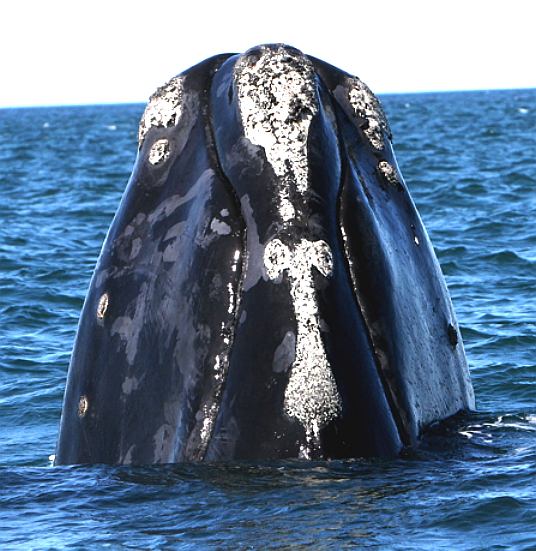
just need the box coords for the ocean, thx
[1,89,535,549]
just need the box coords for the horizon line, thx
[1,85,534,110]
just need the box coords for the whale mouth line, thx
[337,183,410,450]
[185,58,248,462]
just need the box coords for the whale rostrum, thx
[55,44,475,465]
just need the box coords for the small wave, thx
[438,260,461,275]
[457,412,536,450]
[436,495,528,530]
[479,249,534,266]
[485,414,536,432]
[504,170,536,186]
[435,244,469,256]
[479,126,502,138]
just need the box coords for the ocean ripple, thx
[1,90,535,549]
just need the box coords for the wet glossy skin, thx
[55,45,474,465]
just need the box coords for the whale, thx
[55,44,475,465]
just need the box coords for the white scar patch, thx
[138,76,184,147]
[347,76,390,150]
[235,47,318,221]
[264,238,342,453]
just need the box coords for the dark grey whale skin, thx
[55,54,244,465]
[55,45,474,465]
[311,56,474,444]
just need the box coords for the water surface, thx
[1,90,535,549]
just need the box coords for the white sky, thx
[1,0,534,107]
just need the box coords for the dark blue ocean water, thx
[1,89,535,549]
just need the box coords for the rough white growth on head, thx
[96,292,109,320]
[138,76,184,146]
[378,160,400,188]
[199,404,216,445]
[264,238,342,449]
[347,76,390,150]
[148,139,170,165]
[77,395,89,417]
[235,47,318,222]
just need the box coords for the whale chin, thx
[55,44,474,466]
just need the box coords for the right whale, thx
[55,44,475,465]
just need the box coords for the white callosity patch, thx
[347,77,390,150]
[148,139,170,165]
[77,395,89,417]
[264,238,342,453]
[138,76,184,147]
[235,47,341,454]
[96,292,109,319]
[235,47,318,221]
[199,405,215,446]
[378,160,400,188]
